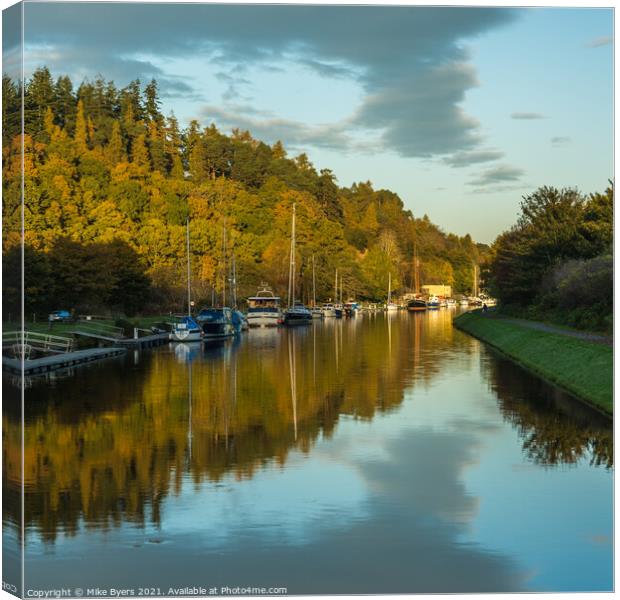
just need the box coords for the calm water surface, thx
[3,310,613,594]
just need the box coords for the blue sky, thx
[3,2,614,243]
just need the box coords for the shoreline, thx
[453,311,613,417]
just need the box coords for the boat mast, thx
[222,223,227,307]
[413,243,420,295]
[334,269,338,303]
[231,253,237,309]
[388,272,392,305]
[473,263,478,297]
[288,204,296,308]
[312,255,316,308]
[186,216,191,316]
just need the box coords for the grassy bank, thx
[454,311,613,416]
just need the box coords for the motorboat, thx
[427,295,440,310]
[247,287,282,327]
[321,303,337,318]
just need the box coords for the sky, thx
[2,1,614,243]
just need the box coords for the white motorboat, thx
[247,287,282,327]
[321,303,337,318]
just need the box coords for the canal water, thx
[3,310,613,594]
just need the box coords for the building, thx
[421,284,452,297]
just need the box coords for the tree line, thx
[488,184,613,332]
[3,67,487,317]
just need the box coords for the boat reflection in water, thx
[4,310,612,594]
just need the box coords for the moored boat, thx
[344,301,359,317]
[407,298,427,312]
[321,303,337,318]
[196,307,236,339]
[284,302,313,325]
[247,287,282,327]
[427,295,440,310]
[232,309,248,332]
[386,272,398,311]
[170,315,202,342]
[283,204,312,326]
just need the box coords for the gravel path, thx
[484,313,613,346]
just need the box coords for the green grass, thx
[454,311,613,415]
[4,315,172,336]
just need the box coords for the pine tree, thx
[106,121,126,166]
[144,79,163,124]
[74,99,89,155]
[53,75,76,133]
[131,133,150,168]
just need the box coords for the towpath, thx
[483,312,612,346]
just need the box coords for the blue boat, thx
[196,307,236,339]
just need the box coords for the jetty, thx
[3,347,127,375]
[71,330,169,348]
[2,325,170,378]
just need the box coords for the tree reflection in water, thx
[481,350,612,469]
[2,310,612,547]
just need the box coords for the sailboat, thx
[407,244,427,312]
[171,217,203,342]
[322,269,338,317]
[196,223,236,339]
[283,204,312,325]
[386,272,398,311]
[334,269,344,318]
[311,255,323,319]
[230,254,248,332]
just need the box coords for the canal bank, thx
[453,311,613,416]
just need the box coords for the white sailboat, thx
[311,255,323,319]
[386,272,398,311]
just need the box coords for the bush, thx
[547,254,612,312]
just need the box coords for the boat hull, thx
[202,322,236,338]
[284,306,313,325]
[170,329,202,342]
[247,313,281,327]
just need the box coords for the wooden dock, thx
[117,332,170,348]
[71,330,170,348]
[2,347,128,375]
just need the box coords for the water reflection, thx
[481,351,612,468]
[2,311,612,593]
